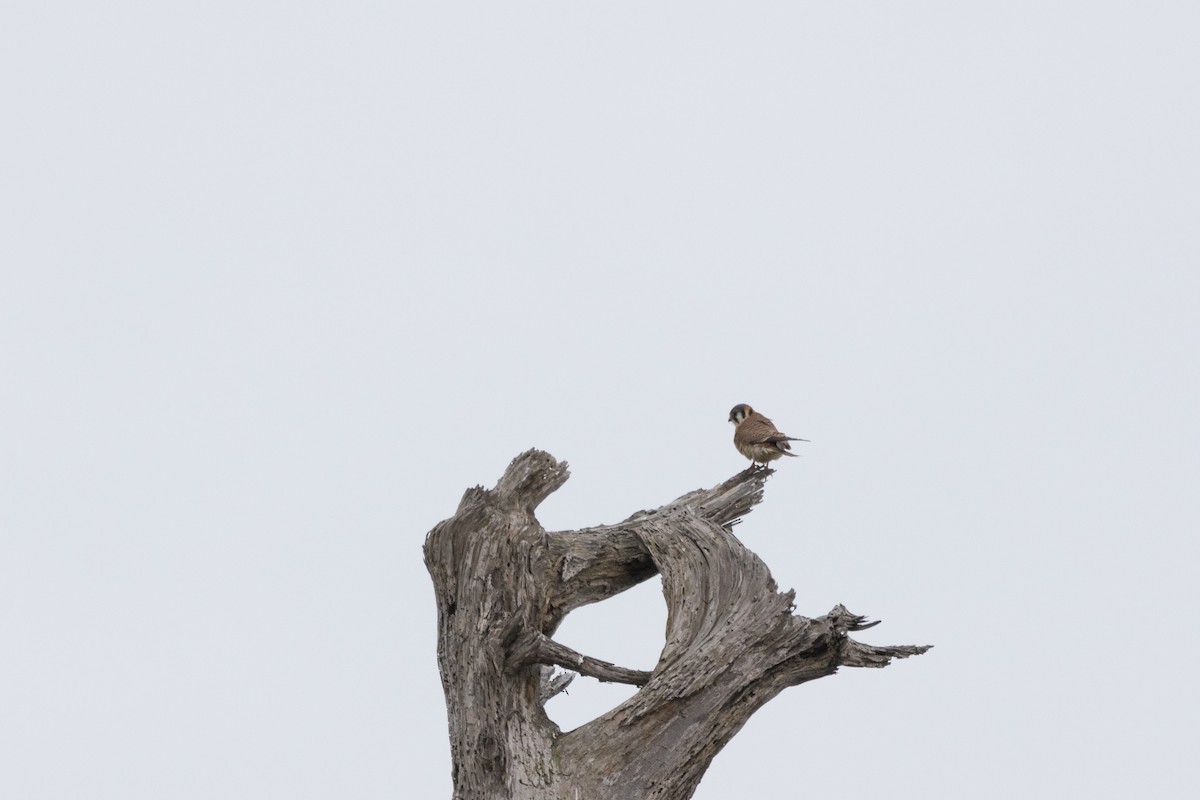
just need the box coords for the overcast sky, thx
[2,3,1198,798]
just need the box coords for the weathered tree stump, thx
[424,450,930,800]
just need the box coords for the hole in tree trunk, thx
[543,576,666,731]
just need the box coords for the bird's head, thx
[728,404,753,424]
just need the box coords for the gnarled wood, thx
[424,450,930,800]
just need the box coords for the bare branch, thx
[545,466,774,622]
[508,630,651,687]
[841,640,934,668]
[536,635,652,687]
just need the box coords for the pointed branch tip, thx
[841,641,933,668]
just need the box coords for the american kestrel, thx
[728,404,808,467]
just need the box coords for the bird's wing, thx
[738,416,781,444]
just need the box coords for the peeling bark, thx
[424,450,930,800]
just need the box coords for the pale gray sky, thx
[2,2,1198,798]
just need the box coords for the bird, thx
[728,404,808,467]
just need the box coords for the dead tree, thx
[423,450,930,800]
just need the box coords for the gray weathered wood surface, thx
[424,449,929,800]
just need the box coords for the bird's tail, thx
[771,435,807,456]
